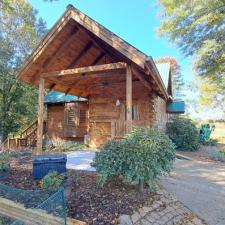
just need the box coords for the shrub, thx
[40,171,65,192]
[202,138,218,146]
[46,139,86,153]
[92,127,176,190]
[166,117,199,151]
[210,150,225,162]
[0,152,10,173]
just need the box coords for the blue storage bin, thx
[32,154,67,180]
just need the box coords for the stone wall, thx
[152,96,168,131]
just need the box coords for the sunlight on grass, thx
[210,123,225,144]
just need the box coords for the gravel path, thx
[160,159,225,225]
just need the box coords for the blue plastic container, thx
[32,154,67,180]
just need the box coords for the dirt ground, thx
[177,144,224,163]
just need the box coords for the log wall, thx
[46,102,88,142]
[88,82,157,148]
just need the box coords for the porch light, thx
[116,99,121,107]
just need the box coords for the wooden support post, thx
[36,78,45,154]
[126,65,132,132]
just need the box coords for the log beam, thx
[40,62,127,79]
[126,65,132,132]
[36,78,45,154]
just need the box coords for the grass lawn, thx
[211,122,225,144]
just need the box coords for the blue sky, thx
[29,0,193,82]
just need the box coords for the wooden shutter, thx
[64,103,79,137]
[79,109,87,124]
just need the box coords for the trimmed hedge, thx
[92,127,176,190]
[166,117,199,151]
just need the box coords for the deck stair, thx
[1,120,46,150]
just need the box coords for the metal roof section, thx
[44,91,87,104]
[167,100,185,114]
[155,63,171,90]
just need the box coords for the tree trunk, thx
[138,178,144,193]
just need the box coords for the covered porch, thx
[16,5,169,152]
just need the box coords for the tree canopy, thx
[0,0,47,140]
[158,0,225,93]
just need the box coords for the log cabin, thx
[16,5,184,151]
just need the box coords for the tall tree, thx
[158,0,225,92]
[0,0,47,141]
[155,57,184,99]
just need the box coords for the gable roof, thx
[44,91,87,104]
[16,4,171,100]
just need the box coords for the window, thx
[125,105,137,120]
[132,105,137,120]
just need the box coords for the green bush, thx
[92,127,176,190]
[210,149,225,162]
[40,171,65,192]
[46,140,86,153]
[0,152,10,173]
[166,117,199,151]
[202,138,218,146]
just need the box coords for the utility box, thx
[32,154,67,180]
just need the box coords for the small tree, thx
[166,117,199,151]
[92,127,176,192]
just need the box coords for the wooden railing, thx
[20,120,38,139]
[0,197,86,225]
[0,120,46,150]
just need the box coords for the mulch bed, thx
[0,155,155,225]
[67,171,153,225]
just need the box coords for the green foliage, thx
[201,138,218,146]
[0,0,47,140]
[167,117,199,151]
[0,149,32,159]
[46,140,86,153]
[0,152,10,172]
[158,0,225,100]
[40,171,64,192]
[92,127,176,190]
[210,150,225,162]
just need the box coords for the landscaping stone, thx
[118,188,207,225]
[118,215,133,225]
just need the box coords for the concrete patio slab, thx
[66,151,96,171]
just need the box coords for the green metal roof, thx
[44,91,87,104]
[155,63,171,89]
[167,100,185,114]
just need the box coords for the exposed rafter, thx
[131,66,152,92]
[48,83,56,91]
[43,27,80,69]
[91,52,105,65]
[65,52,106,94]
[68,41,93,68]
